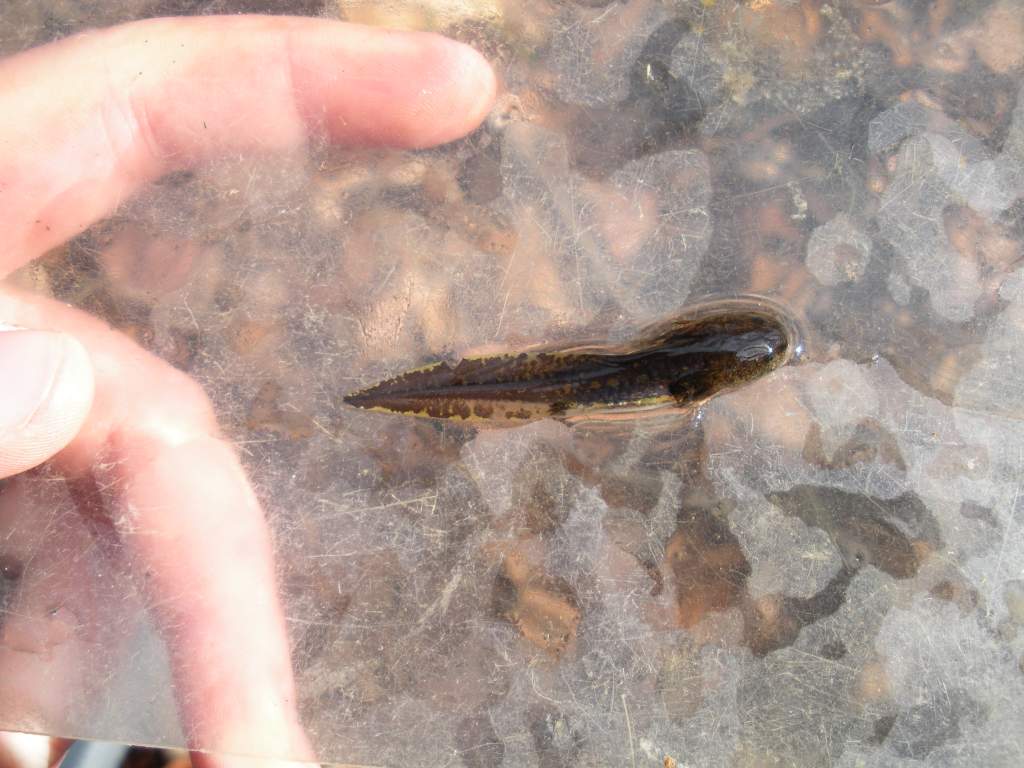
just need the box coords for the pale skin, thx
[0,15,496,768]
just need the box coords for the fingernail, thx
[0,732,52,768]
[459,43,498,121]
[0,330,69,433]
[200,759,319,768]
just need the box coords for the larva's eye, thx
[737,342,774,362]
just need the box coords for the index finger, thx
[0,15,497,273]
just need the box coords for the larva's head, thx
[652,295,803,402]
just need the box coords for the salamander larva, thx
[344,295,803,426]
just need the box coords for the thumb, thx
[0,328,94,479]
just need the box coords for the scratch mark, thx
[622,692,637,768]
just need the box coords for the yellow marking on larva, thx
[366,403,497,423]
[401,360,447,375]
[567,395,672,414]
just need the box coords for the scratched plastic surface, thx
[2,1,1024,766]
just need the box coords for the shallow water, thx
[2,1,1024,766]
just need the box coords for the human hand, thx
[0,15,495,767]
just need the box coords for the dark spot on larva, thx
[452,401,472,420]
[474,403,494,418]
[549,402,570,416]
[434,402,450,418]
